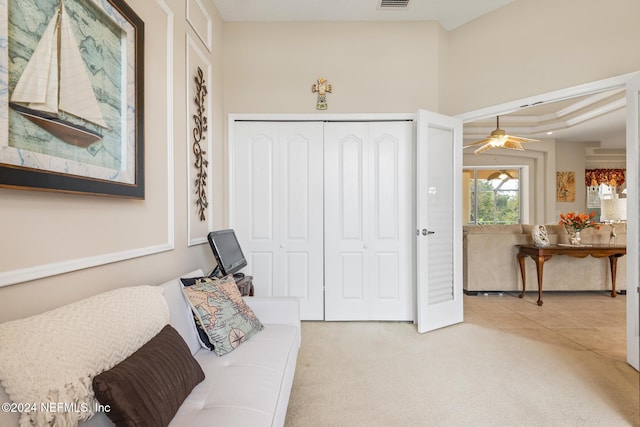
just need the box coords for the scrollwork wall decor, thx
[193,66,209,221]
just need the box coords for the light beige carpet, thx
[285,321,640,427]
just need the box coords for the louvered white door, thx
[324,121,413,321]
[416,110,463,333]
[231,121,325,320]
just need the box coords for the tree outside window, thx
[466,168,521,225]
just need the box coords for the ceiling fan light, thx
[467,116,537,155]
[489,134,508,147]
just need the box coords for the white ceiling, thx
[212,0,626,147]
[212,0,516,31]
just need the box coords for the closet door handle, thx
[422,228,435,236]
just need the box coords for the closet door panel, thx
[325,121,413,321]
[285,252,310,299]
[250,136,274,240]
[324,123,369,320]
[369,122,413,320]
[376,252,399,299]
[233,122,279,296]
[340,135,364,240]
[375,135,399,239]
[278,123,325,320]
[250,252,275,296]
[341,253,364,299]
[231,121,324,320]
[285,135,310,240]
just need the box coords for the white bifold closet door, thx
[231,121,325,320]
[324,121,413,321]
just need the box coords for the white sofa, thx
[463,224,627,294]
[0,269,301,427]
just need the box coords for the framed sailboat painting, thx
[0,0,144,198]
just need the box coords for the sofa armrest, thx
[244,296,300,327]
[244,297,301,347]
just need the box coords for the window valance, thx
[585,169,625,187]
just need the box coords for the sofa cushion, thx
[0,286,169,427]
[180,276,216,351]
[171,324,300,427]
[182,275,264,356]
[93,325,205,427]
[160,269,205,355]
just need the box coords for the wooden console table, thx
[516,244,626,306]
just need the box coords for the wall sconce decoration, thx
[193,66,209,221]
[312,78,332,110]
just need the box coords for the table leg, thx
[534,255,545,306]
[517,252,526,299]
[609,255,618,298]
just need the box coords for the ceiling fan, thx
[464,116,539,155]
[487,170,514,181]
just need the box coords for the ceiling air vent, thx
[379,0,410,8]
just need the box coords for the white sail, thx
[10,13,60,114]
[58,5,107,128]
[11,1,107,129]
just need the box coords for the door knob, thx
[422,229,435,236]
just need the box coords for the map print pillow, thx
[182,276,264,356]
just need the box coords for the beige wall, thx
[555,141,599,217]
[0,0,225,323]
[445,0,640,115]
[220,21,443,225]
[1,0,638,323]
[222,21,443,115]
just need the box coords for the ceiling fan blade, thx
[464,137,492,147]
[508,135,539,143]
[502,140,525,150]
[487,170,514,180]
[474,143,493,155]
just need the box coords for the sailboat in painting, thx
[10,0,107,147]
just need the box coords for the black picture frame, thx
[0,0,145,198]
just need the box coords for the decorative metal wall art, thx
[193,67,209,221]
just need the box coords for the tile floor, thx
[464,291,628,362]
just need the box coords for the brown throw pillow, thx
[92,325,205,427]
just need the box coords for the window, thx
[464,168,521,225]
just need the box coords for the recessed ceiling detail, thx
[463,89,626,143]
[379,0,410,8]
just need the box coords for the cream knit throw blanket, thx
[0,285,169,427]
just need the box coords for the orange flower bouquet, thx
[558,211,601,232]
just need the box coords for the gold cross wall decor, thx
[312,78,332,110]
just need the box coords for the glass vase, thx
[564,225,582,245]
[570,230,582,246]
